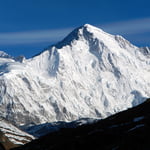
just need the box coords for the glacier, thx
[0,24,149,126]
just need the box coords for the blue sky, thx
[0,0,150,58]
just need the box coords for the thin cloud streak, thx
[0,18,150,45]
[101,18,150,35]
[0,28,73,45]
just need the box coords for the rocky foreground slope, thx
[0,118,34,150]
[0,24,150,127]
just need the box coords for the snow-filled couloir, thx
[0,24,150,126]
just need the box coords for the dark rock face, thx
[0,131,16,150]
[12,98,150,150]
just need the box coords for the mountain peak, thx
[82,23,97,29]
[55,23,132,53]
[82,24,103,31]
[0,51,12,58]
[83,23,92,27]
[55,24,106,49]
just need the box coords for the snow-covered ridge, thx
[0,51,12,58]
[0,118,34,146]
[0,24,149,127]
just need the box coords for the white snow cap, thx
[83,23,103,30]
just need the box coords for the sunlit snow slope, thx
[0,24,149,126]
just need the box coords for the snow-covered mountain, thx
[0,24,149,127]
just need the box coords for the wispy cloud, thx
[0,28,73,45]
[0,18,150,45]
[101,18,150,35]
